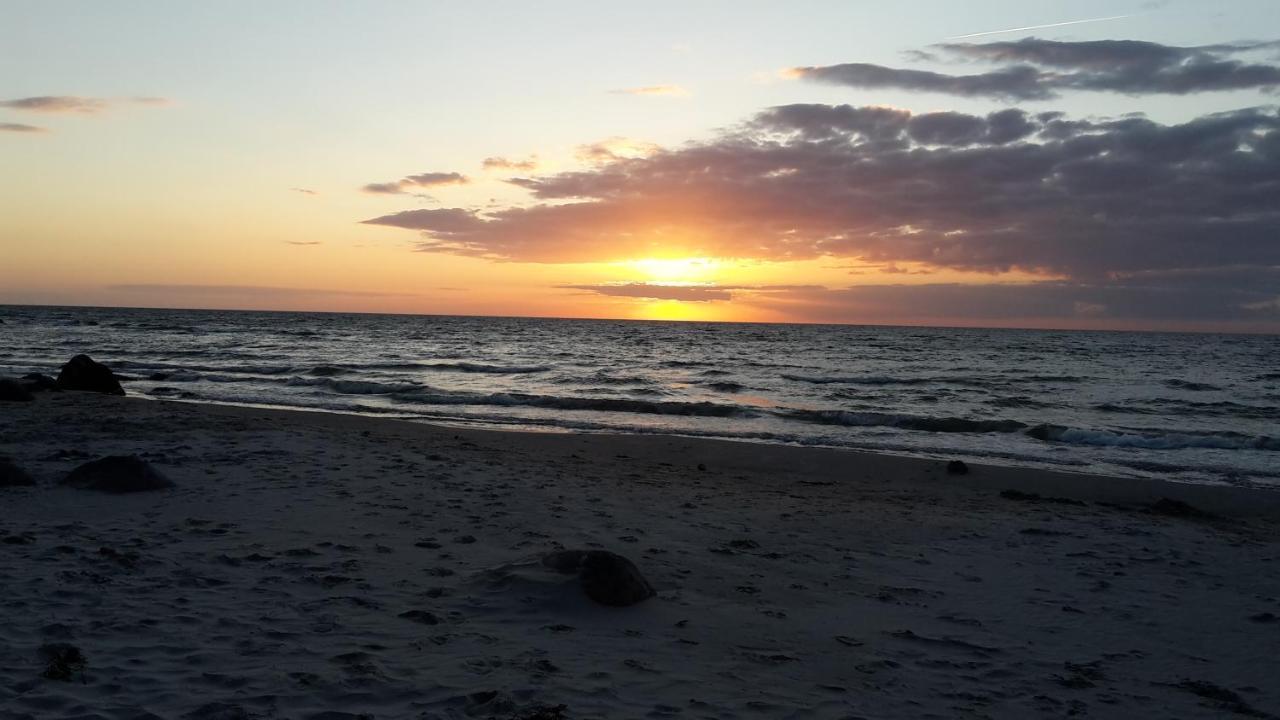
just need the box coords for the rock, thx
[543,549,655,607]
[0,378,34,402]
[62,456,174,493]
[21,373,60,392]
[0,460,36,487]
[56,354,125,395]
[945,460,969,475]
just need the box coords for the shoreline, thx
[157,394,1280,518]
[3,391,1279,718]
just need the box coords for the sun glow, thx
[626,257,721,283]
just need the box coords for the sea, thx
[2,305,1278,488]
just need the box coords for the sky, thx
[2,0,1278,332]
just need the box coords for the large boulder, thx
[542,549,655,607]
[56,355,125,396]
[0,460,36,487]
[0,378,34,402]
[62,456,173,493]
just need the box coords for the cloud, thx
[739,269,1280,328]
[0,122,45,133]
[482,156,539,171]
[0,95,169,114]
[573,137,662,165]
[361,171,468,195]
[286,240,322,246]
[291,187,318,196]
[360,103,1280,285]
[609,85,690,97]
[560,283,822,302]
[791,39,1280,99]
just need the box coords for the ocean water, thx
[2,305,1278,488]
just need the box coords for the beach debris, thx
[62,455,174,493]
[945,460,969,475]
[0,459,36,487]
[1149,497,1216,520]
[56,354,125,396]
[0,378,34,402]
[542,549,655,607]
[39,643,87,682]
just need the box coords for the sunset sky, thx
[3,0,1278,331]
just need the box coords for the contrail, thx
[946,15,1133,40]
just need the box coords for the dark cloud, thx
[561,283,823,302]
[361,171,468,195]
[741,270,1280,329]
[791,39,1280,100]
[0,95,169,113]
[361,103,1280,286]
[0,122,46,133]
[793,63,1049,100]
[290,187,318,195]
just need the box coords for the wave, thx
[286,376,424,395]
[420,362,551,374]
[781,409,1026,433]
[553,373,657,386]
[389,389,752,418]
[703,381,745,393]
[782,373,989,387]
[308,365,346,376]
[1026,424,1278,451]
[1164,379,1221,392]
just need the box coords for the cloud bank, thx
[791,39,1280,100]
[363,103,1280,278]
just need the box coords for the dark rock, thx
[21,373,59,392]
[56,354,125,395]
[946,460,969,475]
[39,643,86,681]
[543,549,655,607]
[0,460,36,487]
[0,378,34,402]
[62,456,174,493]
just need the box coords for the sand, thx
[2,391,1278,719]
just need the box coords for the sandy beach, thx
[2,390,1279,719]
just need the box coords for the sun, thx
[626,257,720,283]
